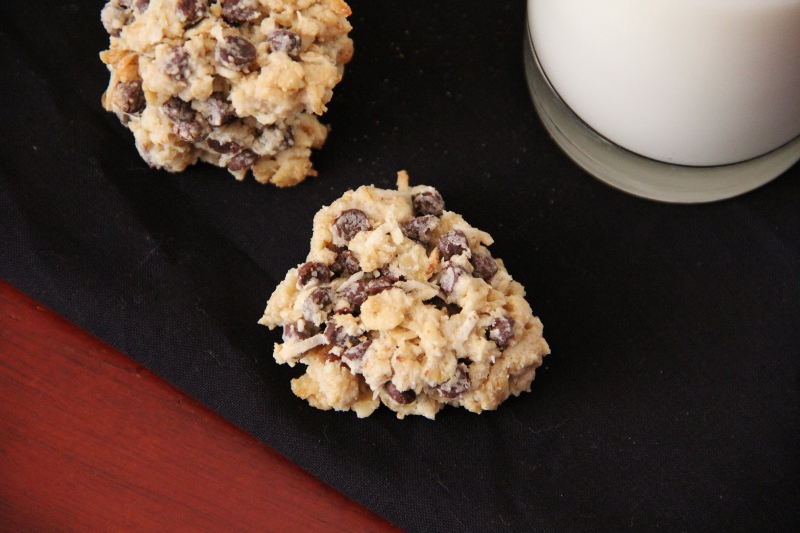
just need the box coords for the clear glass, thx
[524,14,800,203]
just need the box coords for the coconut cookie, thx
[99,0,353,186]
[259,172,550,419]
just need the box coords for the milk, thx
[528,0,800,166]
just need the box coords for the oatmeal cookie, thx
[100,0,353,186]
[259,172,550,419]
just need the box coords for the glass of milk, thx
[525,0,800,202]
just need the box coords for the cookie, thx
[100,0,353,186]
[259,172,550,419]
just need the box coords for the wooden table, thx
[0,280,402,532]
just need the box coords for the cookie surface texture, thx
[260,172,550,419]
[100,0,353,186]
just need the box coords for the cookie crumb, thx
[397,170,410,191]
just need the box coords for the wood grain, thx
[0,280,402,533]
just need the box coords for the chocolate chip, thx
[324,352,341,364]
[470,251,498,282]
[332,209,371,244]
[162,107,209,140]
[228,149,258,171]
[413,190,445,217]
[302,288,332,322]
[439,365,470,399]
[343,340,371,362]
[221,0,259,26]
[160,46,190,81]
[385,382,416,404]
[161,97,195,122]
[427,296,461,316]
[488,317,515,350]
[400,215,439,244]
[439,263,467,295]
[326,247,348,274]
[172,118,210,143]
[437,230,468,260]
[328,246,361,277]
[216,35,256,69]
[282,323,309,342]
[176,0,207,27]
[323,321,342,344]
[297,262,331,287]
[207,139,241,154]
[196,92,233,128]
[267,29,302,58]
[367,276,395,296]
[111,80,145,114]
[161,96,210,143]
[323,321,358,348]
[309,288,332,307]
[132,0,149,12]
[339,279,369,307]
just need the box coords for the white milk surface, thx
[529,0,800,166]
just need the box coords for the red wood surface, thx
[0,280,402,533]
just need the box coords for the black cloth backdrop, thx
[1,2,798,531]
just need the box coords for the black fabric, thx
[1,2,799,531]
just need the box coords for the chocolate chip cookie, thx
[100,0,353,186]
[259,172,550,418]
